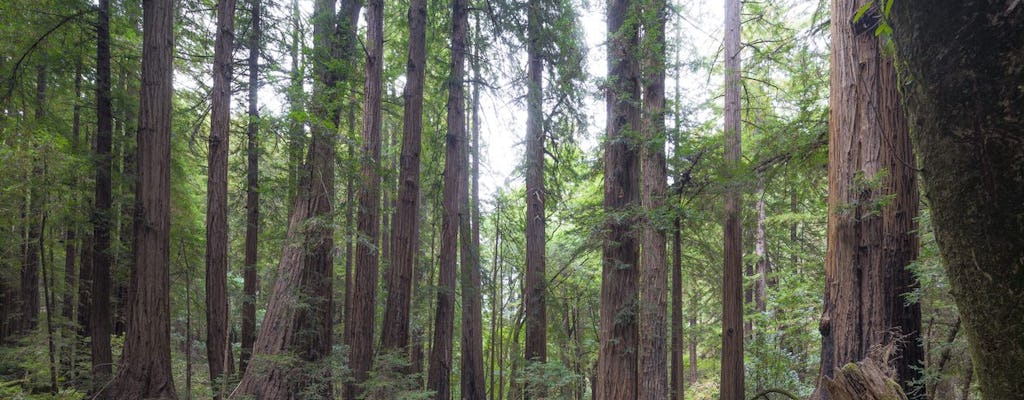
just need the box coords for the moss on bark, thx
[890,2,1024,399]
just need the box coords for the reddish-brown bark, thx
[380,0,427,361]
[97,0,178,397]
[426,0,468,395]
[240,0,261,374]
[814,2,922,399]
[596,0,641,395]
[205,0,237,395]
[523,0,547,381]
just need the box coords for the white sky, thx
[242,0,781,209]
[475,0,728,205]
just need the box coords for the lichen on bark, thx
[889,2,1024,399]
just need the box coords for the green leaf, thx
[853,1,875,23]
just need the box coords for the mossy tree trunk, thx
[890,2,1024,400]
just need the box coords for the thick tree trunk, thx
[638,0,668,395]
[596,0,640,395]
[230,194,313,399]
[205,0,237,396]
[426,0,468,395]
[889,3,1023,399]
[381,0,427,361]
[721,0,744,397]
[98,0,178,397]
[240,0,261,375]
[90,0,115,384]
[462,12,487,400]
[344,0,384,392]
[814,2,923,399]
[523,0,547,388]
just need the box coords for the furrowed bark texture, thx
[90,0,114,382]
[230,196,312,399]
[98,0,178,397]
[890,2,1024,399]
[814,1,923,399]
[206,0,237,395]
[231,0,346,397]
[638,0,668,395]
[381,0,427,358]
[426,0,468,395]
[460,14,485,397]
[720,0,744,397]
[524,0,547,384]
[292,0,340,394]
[597,0,640,395]
[345,0,385,391]
[240,0,261,374]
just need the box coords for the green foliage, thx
[361,351,433,400]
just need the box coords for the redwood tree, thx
[240,0,261,374]
[231,0,345,397]
[426,0,469,394]
[344,0,385,391]
[89,0,114,382]
[596,0,640,394]
[205,0,237,395]
[890,2,1023,399]
[97,0,178,397]
[814,2,923,399]
[638,0,668,395]
[523,0,547,384]
[720,0,745,397]
[381,0,427,361]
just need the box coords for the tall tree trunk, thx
[344,0,384,392]
[286,0,304,205]
[889,3,1022,399]
[381,0,427,361]
[32,65,58,394]
[426,0,469,394]
[63,61,83,330]
[90,0,114,383]
[597,0,641,394]
[20,65,46,337]
[670,217,683,400]
[460,42,486,397]
[240,0,261,375]
[464,15,486,399]
[720,0,745,397]
[98,0,178,397]
[638,0,668,396]
[813,2,923,399]
[292,0,342,393]
[206,0,237,396]
[523,0,547,387]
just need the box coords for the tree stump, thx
[824,359,908,400]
